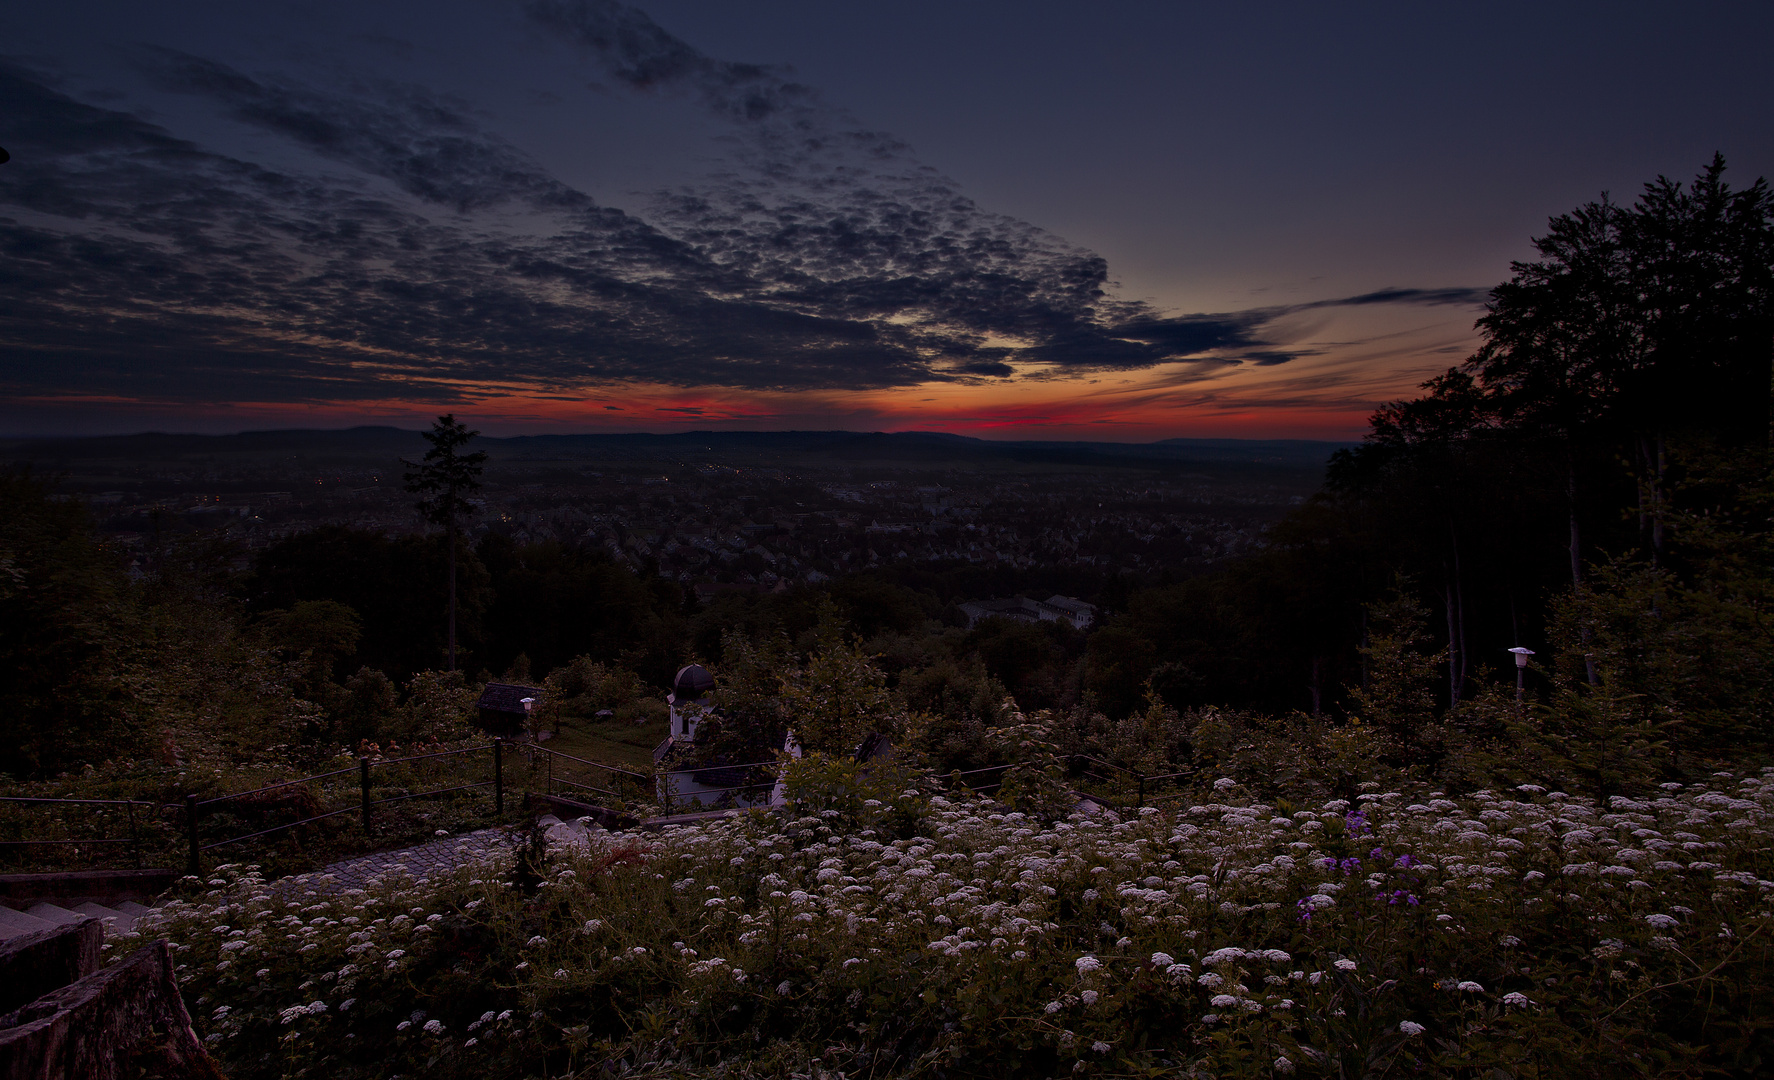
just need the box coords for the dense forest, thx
[2,157,1771,805]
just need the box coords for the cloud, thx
[1301,286,1489,309]
[138,49,591,214]
[525,0,822,126]
[0,10,1488,418]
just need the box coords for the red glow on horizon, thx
[1,381,1377,441]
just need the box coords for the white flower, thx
[1213,778,1237,791]
[526,936,547,947]
[1399,1021,1425,1036]
[1211,994,1238,1007]
[1503,992,1531,1008]
[777,981,793,996]
[423,1019,445,1035]
[1074,955,1102,973]
[554,969,569,979]
[1044,1001,1062,1014]
[1091,1040,1112,1053]
[1645,913,1679,930]
[1333,959,1357,971]
[1498,935,1521,947]
[1456,980,1484,992]
[464,1038,478,1048]
[1150,952,1175,967]
[386,949,405,960]
[396,1021,411,1032]
[1197,973,1224,989]
[1080,990,1098,1005]
[1275,1055,1296,1074]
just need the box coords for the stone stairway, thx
[0,899,156,940]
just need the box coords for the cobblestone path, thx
[277,827,520,895]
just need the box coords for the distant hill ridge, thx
[2,427,1352,471]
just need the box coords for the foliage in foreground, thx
[127,769,1774,1079]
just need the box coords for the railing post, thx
[127,801,141,870]
[493,738,504,815]
[184,794,200,877]
[359,757,373,834]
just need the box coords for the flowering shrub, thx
[125,772,1774,1078]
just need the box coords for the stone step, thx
[0,905,60,940]
[113,901,155,918]
[25,902,86,927]
[72,902,136,935]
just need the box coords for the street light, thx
[1507,648,1534,702]
[520,696,536,742]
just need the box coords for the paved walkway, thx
[277,828,520,895]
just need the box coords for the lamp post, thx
[520,696,536,743]
[1507,648,1534,702]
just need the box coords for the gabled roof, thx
[477,682,542,715]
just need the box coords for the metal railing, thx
[8,742,1212,877]
[0,796,154,869]
[182,741,513,875]
[653,759,779,812]
[534,745,651,804]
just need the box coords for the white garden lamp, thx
[1507,648,1534,701]
[520,696,536,741]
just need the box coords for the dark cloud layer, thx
[0,5,1484,408]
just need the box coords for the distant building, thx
[957,594,1097,630]
[475,682,543,735]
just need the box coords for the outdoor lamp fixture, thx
[1507,648,1534,701]
[521,696,535,739]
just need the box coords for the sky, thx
[2,1,1770,441]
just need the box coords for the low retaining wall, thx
[0,870,177,905]
[0,924,221,1080]
[0,921,101,1020]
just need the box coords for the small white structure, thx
[665,663,715,740]
[654,664,779,809]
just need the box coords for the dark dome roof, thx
[673,664,716,700]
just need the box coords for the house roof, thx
[477,682,543,715]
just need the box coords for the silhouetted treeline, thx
[1083,156,1774,732]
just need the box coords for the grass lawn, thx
[544,713,666,771]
